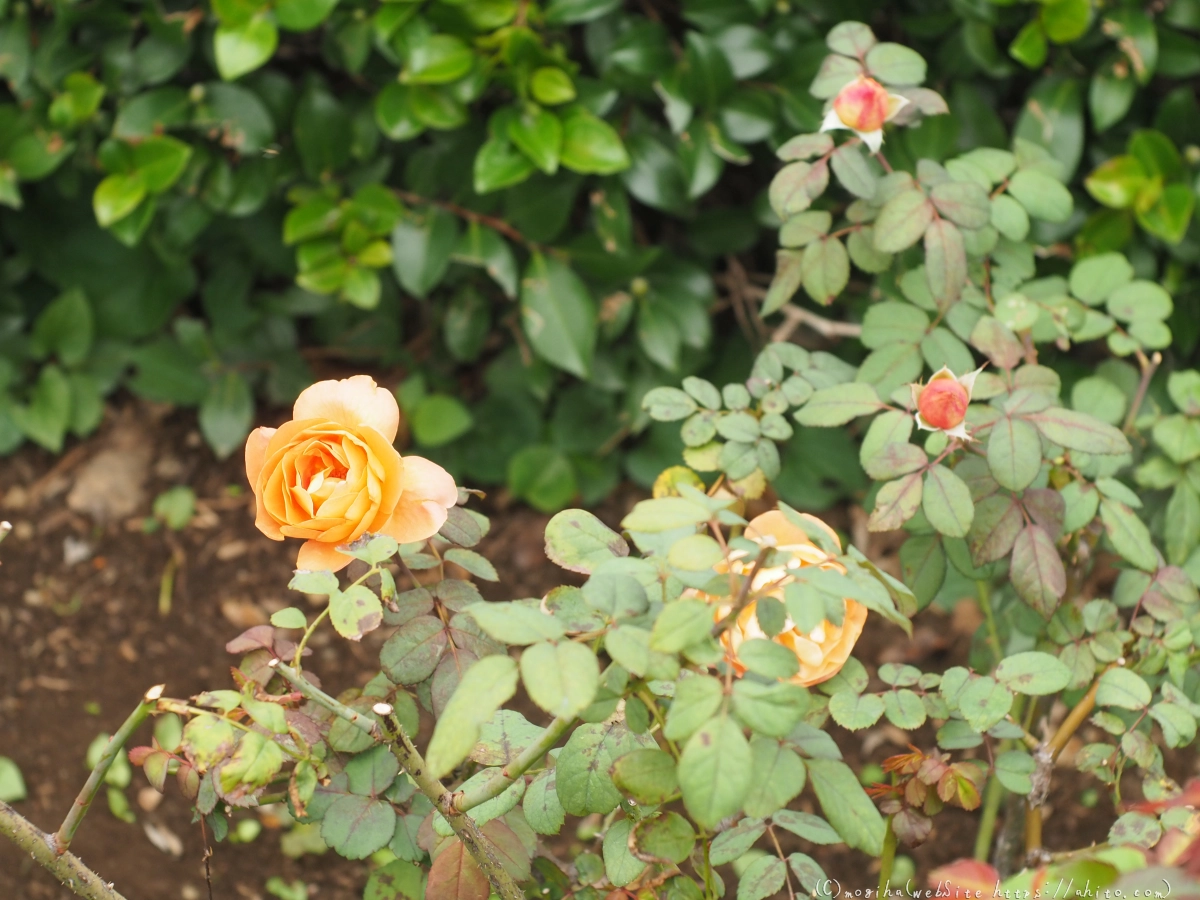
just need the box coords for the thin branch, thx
[712,546,772,638]
[395,189,542,252]
[0,802,129,900]
[771,303,863,343]
[453,716,574,813]
[269,661,524,900]
[54,685,164,855]
[1123,349,1161,433]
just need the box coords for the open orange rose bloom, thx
[245,375,458,572]
[707,509,867,687]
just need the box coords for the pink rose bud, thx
[918,379,969,431]
[832,76,892,134]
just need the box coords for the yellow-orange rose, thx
[710,509,867,687]
[245,375,458,572]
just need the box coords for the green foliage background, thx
[2,0,1199,512]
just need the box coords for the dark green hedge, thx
[0,0,1197,512]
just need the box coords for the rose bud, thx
[820,75,908,153]
[909,365,985,441]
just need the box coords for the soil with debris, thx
[0,400,1179,900]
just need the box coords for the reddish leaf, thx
[426,840,490,900]
[225,625,277,654]
[928,859,999,893]
[1023,488,1065,538]
[968,494,1023,564]
[1011,525,1065,618]
[892,809,933,847]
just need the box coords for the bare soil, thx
[0,400,1174,900]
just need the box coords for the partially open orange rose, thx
[245,376,458,572]
[708,509,867,687]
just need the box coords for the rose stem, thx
[53,685,164,855]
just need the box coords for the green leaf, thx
[1099,498,1158,571]
[411,394,473,447]
[508,445,577,513]
[664,675,724,742]
[1027,408,1131,455]
[873,190,933,253]
[364,859,424,900]
[93,172,146,227]
[0,757,26,803]
[994,751,1036,794]
[214,15,278,81]
[828,691,885,730]
[922,465,974,538]
[737,856,786,900]
[957,677,1013,732]
[1069,252,1134,305]
[274,0,339,30]
[793,383,880,426]
[929,181,991,229]
[1085,155,1147,209]
[1041,0,1091,44]
[508,106,562,175]
[524,770,566,835]
[13,365,71,452]
[1165,484,1200,565]
[801,238,849,306]
[131,136,192,193]
[391,207,458,299]
[405,34,473,85]
[543,511,628,576]
[773,810,839,845]
[924,220,967,307]
[1007,170,1072,223]
[650,599,713,653]
[560,107,630,175]
[330,584,383,641]
[467,601,564,645]
[520,640,599,718]
[1095,668,1151,710]
[199,371,253,459]
[426,655,519,778]
[610,748,678,804]
[32,289,93,367]
[678,715,751,829]
[1011,525,1065,617]
[1106,281,1173,322]
[520,253,596,378]
[987,416,1041,491]
[444,548,498,582]
[380,616,448,685]
[868,473,924,532]
[556,721,655,815]
[270,607,307,629]
[322,795,396,860]
[865,42,926,86]
[804,758,885,855]
[994,651,1071,695]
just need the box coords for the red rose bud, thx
[832,76,891,133]
[918,378,969,431]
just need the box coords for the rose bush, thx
[5,9,1200,900]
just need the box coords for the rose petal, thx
[400,456,459,509]
[296,539,353,573]
[381,499,451,545]
[293,376,400,444]
[245,427,275,486]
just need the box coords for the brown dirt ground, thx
[0,400,1186,900]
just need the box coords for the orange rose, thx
[245,375,458,572]
[709,509,866,687]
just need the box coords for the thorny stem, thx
[269,661,523,900]
[878,814,898,895]
[0,801,129,900]
[1123,349,1162,433]
[54,686,164,856]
